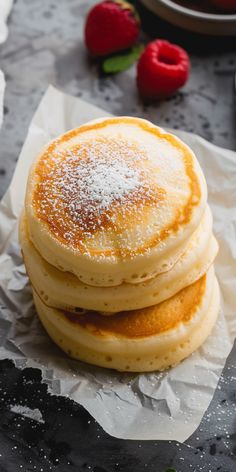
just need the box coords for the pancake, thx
[25,117,207,287]
[20,207,218,313]
[33,266,219,372]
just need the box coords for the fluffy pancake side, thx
[25,117,207,286]
[20,206,218,313]
[33,266,219,372]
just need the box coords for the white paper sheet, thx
[0,85,235,441]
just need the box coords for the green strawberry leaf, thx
[164,469,176,472]
[102,45,144,74]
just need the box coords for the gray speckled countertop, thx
[0,1,236,471]
[0,0,235,198]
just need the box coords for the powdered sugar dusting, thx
[34,137,162,251]
[56,141,141,221]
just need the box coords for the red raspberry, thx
[137,40,190,99]
[85,0,140,56]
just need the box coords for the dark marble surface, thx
[0,1,236,471]
[0,346,236,472]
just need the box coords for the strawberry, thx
[137,40,190,99]
[84,0,140,56]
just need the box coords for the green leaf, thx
[102,45,144,74]
[164,469,176,472]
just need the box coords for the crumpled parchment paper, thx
[0,85,235,441]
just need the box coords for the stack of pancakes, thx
[20,117,219,372]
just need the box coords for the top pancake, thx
[25,117,207,286]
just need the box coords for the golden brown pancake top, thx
[32,117,201,258]
[63,274,206,339]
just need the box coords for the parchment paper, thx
[0,85,235,441]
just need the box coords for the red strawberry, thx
[137,40,190,99]
[85,0,140,56]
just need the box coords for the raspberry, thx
[84,0,140,57]
[137,40,190,99]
